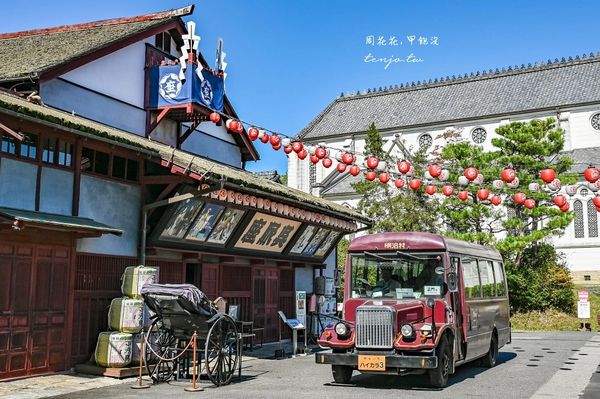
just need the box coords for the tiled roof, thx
[556,147,600,175]
[252,170,283,183]
[300,53,600,140]
[0,90,370,225]
[0,5,193,82]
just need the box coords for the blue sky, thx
[3,1,600,173]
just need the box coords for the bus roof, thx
[348,232,502,261]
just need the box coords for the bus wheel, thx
[332,365,353,384]
[481,333,498,368]
[429,335,451,388]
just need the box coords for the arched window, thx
[588,199,598,238]
[573,200,585,238]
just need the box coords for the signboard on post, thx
[578,290,590,319]
[296,291,306,326]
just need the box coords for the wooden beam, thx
[142,175,193,185]
[146,108,171,138]
[0,121,24,141]
[178,120,200,146]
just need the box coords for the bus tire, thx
[332,365,353,384]
[481,333,498,368]
[429,335,451,388]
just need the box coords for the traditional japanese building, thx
[0,6,369,379]
[289,54,600,285]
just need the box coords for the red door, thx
[0,243,71,379]
[252,268,280,341]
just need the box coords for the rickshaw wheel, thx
[145,318,177,383]
[205,315,239,386]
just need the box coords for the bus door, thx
[450,256,467,361]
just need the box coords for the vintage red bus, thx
[315,232,510,388]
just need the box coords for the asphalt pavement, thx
[45,331,600,399]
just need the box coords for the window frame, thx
[80,145,141,184]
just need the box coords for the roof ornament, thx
[179,21,203,81]
[215,37,228,81]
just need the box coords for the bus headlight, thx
[400,323,416,342]
[335,322,351,339]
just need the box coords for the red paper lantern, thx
[269,135,281,147]
[336,163,347,173]
[315,147,327,159]
[513,193,526,205]
[247,127,259,141]
[408,179,421,191]
[397,160,411,174]
[365,171,377,181]
[442,185,454,196]
[553,195,567,207]
[464,167,479,181]
[491,195,502,206]
[539,168,556,183]
[272,144,281,151]
[428,164,442,178]
[379,172,390,183]
[425,185,437,195]
[310,155,319,164]
[322,158,333,168]
[584,166,600,183]
[477,188,489,201]
[349,165,360,176]
[596,206,600,213]
[458,191,469,201]
[297,149,308,160]
[226,119,240,132]
[259,133,270,144]
[501,168,516,183]
[560,203,570,212]
[366,156,379,169]
[209,112,221,123]
[593,196,600,208]
[291,141,304,153]
[524,199,536,209]
[283,146,293,154]
[394,179,405,189]
[342,152,355,165]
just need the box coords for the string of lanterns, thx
[207,111,600,213]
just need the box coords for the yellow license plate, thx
[358,355,386,371]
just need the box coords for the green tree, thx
[353,123,439,233]
[438,119,575,266]
[336,239,350,303]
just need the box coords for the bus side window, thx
[462,257,481,299]
[494,261,506,297]
[479,260,496,298]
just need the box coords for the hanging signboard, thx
[148,64,225,111]
[234,213,301,253]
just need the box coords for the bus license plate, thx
[358,355,385,371]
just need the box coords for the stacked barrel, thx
[94,265,159,368]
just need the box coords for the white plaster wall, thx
[568,108,600,149]
[181,122,242,167]
[77,175,141,256]
[39,167,73,215]
[0,158,36,210]
[556,247,600,272]
[60,39,152,108]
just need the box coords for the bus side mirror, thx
[447,272,458,293]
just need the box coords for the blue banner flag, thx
[148,64,224,112]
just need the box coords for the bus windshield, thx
[349,252,445,299]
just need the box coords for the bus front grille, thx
[355,306,395,349]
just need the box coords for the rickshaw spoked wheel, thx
[205,315,239,386]
[145,318,177,383]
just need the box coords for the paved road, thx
[51,332,600,399]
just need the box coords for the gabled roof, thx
[300,53,600,140]
[555,147,600,175]
[0,5,193,82]
[0,90,370,225]
[320,172,361,198]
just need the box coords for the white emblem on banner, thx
[159,73,182,99]
[200,79,213,105]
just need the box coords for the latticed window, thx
[418,133,433,149]
[588,199,598,238]
[309,162,316,188]
[471,127,487,144]
[573,200,585,238]
[591,112,600,131]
